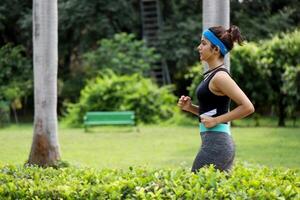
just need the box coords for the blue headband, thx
[203,29,229,56]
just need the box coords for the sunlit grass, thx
[0,124,299,170]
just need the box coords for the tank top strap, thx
[206,68,231,82]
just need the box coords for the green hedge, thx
[0,163,299,199]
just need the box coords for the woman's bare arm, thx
[212,71,254,124]
[185,104,199,116]
[201,71,254,128]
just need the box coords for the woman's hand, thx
[200,115,218,128]
[177,95,192,111]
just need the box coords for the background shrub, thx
[258,29,300,126]
[64,71,177,126]
[83,32,160,77]
[0,44,32,123]
[61,32,161,106]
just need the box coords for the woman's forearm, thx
[185,104,199,116]
[215,104,254,124]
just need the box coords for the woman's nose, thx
[197,44,201,51]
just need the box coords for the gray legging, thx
[191,132,235,172]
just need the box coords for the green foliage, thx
[159,17,202,70]
[0,0,32,46]
[231,30,300,125]
[163,108,198,127]
[65,71,176,126]
[58,0,140,59]
[231,0,300,41]
[230,42,272,112]
[56,0,141,103]
[158,0,202,91]
[0,101,10,126]
[259,29,300,125]
[0,44,32,92]
[0,44,32,123]
[61,33,161,104]
[185,63,204,103]
[83,33,160,77]
[0,163,299,199]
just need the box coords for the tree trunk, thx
[28,0,61,167]
[202,0,230,71]
[12,107,18,124]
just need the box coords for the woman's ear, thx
[214,46,221,54]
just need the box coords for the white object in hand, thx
[200,109,217,117]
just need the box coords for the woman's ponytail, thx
[227,25,244,46]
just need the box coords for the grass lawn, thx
[0,124,299,170]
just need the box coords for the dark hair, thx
[209,25,244,55]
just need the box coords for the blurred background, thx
[0,0,299,127]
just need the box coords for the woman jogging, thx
[178,25,254,172]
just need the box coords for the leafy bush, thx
[83,32,160,77]
[61,32,161,104]
[0,163,299,199]
[64,71,177,125]
[230,42,271,112]
[259,29,300,126]
[0,44,32,99]
[185,63,204,103]
[0,44,32,123]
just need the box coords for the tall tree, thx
[27,0,61,166]
[202,0,230,70]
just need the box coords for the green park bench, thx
[83,111,136,132]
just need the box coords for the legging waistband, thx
[199,123,231,135]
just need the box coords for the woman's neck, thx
[206,58,224,70]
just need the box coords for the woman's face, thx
[197,37,215,61]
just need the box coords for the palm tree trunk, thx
[28,0,61,167]
[202,0,230,71]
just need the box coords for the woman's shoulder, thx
[211,69,233,83]
[215,68,230,75]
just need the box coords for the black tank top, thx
[196,68,230,122]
